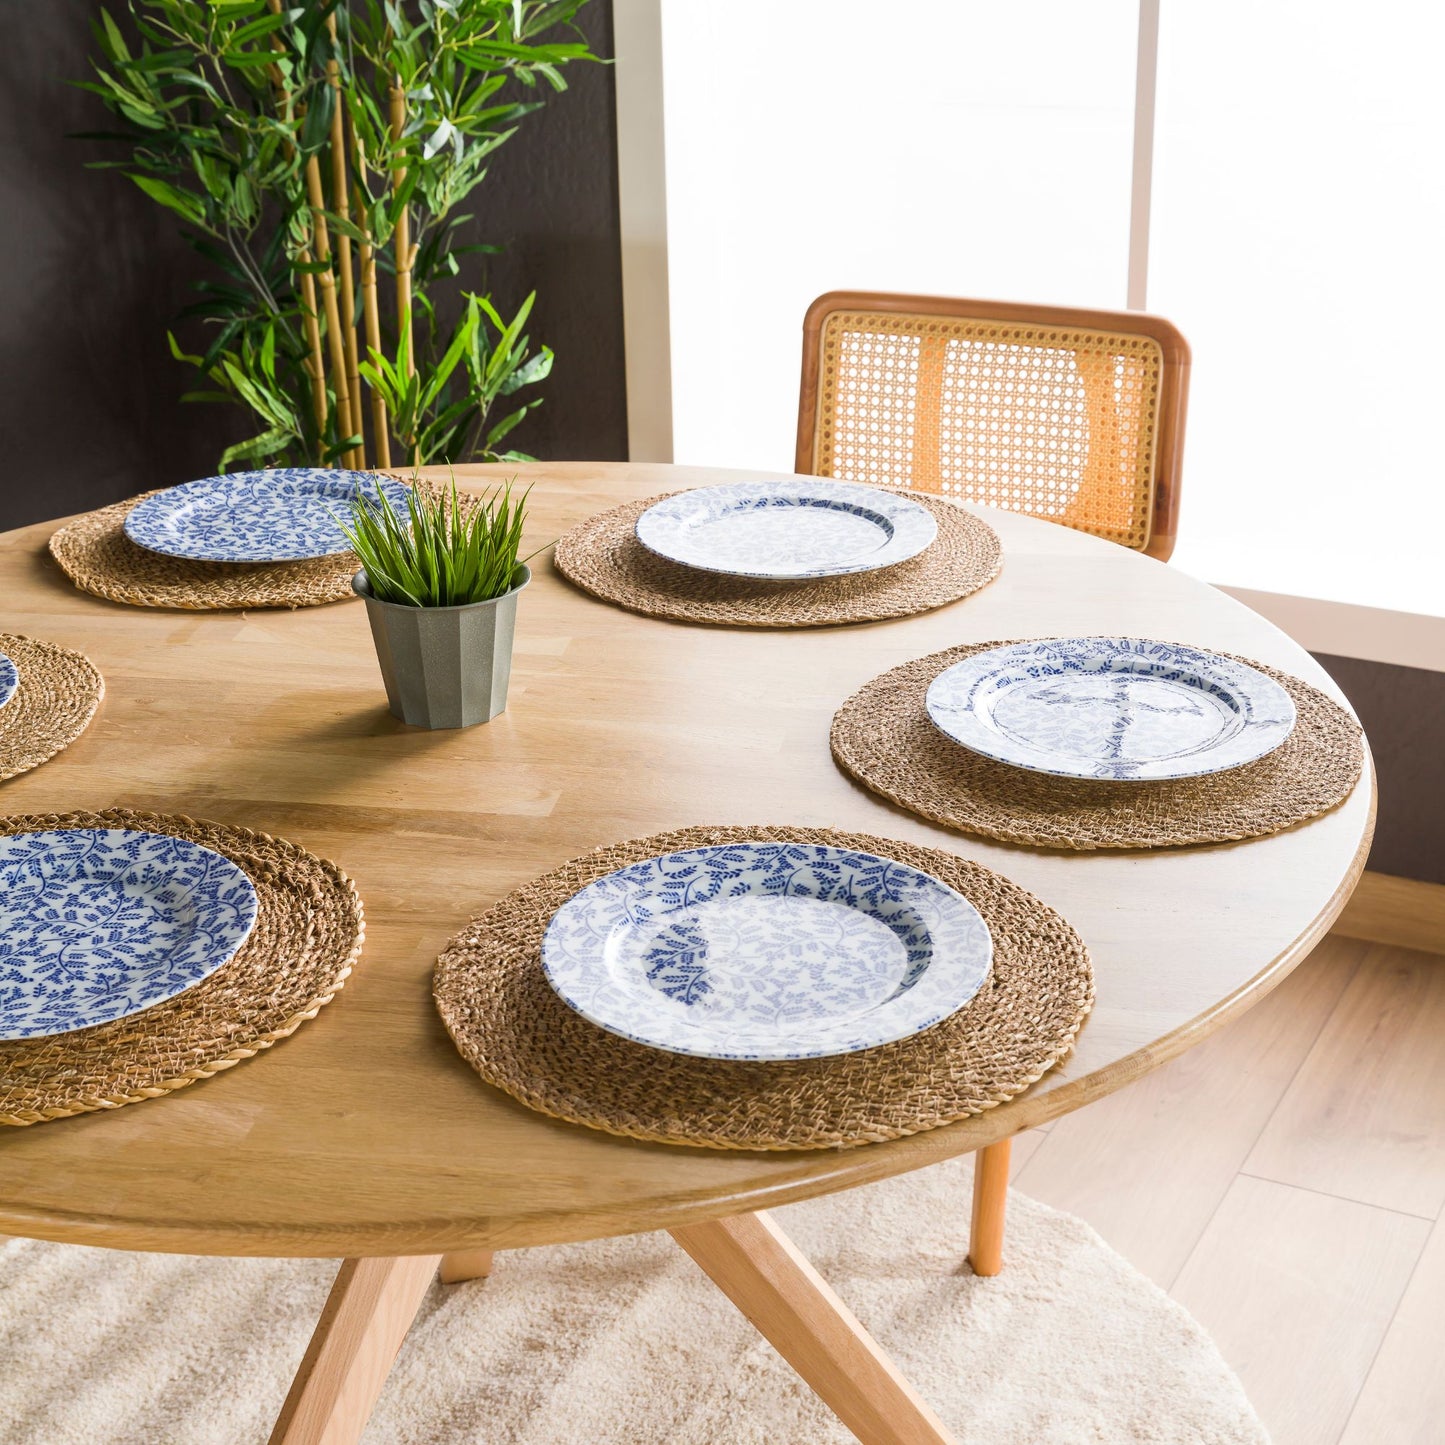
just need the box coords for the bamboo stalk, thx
[351,113,391,469]
[389,80,418,466]
[304,154,355,468]
[265,0,328,446]
[326,19,365,468]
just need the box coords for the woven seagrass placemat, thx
[0,809,364,1126]
[48,490,365,610]
[434,824,1092,1151]
[831,641,1365,851]
[0,633,104,782]
[46,472,451,611]
[553,491,1002,627]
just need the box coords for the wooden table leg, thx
[439,1249,494,1284]
[269,1254,441,1445]
[968,1138,1011,1277]
[670,1211,956,1445]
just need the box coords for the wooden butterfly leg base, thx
[968,1137,1012,1277]
[269,1253,441,1445]
[439,1249,494,1285]
[670,1210,956,1445]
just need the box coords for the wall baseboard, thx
[1332,871,1445,956]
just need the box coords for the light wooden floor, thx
[1009,933,1445,1445]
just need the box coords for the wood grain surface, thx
[0,462,1374,1257]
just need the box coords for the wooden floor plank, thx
[1014,936,1364,1286]
[1246,943,1445,1219]
[1170,1175,1427,1445]
[1338,1215,1445,1445]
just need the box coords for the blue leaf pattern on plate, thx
[123,468,410,563]
[0,829,259,1039]
[542,843,991,1060]
[925,637,1297,781]
[635,479,937,579]
[0,650,16,711]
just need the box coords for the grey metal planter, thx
[352,566,530,729]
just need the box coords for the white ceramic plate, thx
[925,637,1297,782]
[123,468,409,562]
[0,650,16,710]
[634,478,938,579]
[541,841,992,1060]
[0,829,260,1039]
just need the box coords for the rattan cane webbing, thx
[553,491,1002,627]
[831,642,1365,852]
[812,311,1163,552]
[0,633,104,782]
[0,809,364,1126]
[433,825,1093,1151]
[47,474,450,611]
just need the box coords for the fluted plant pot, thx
[353,566,530,729]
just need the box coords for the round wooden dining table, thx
[0,462,1374,1445]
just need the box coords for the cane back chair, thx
[795,292,1191,560]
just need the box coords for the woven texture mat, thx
[0,809,364,1126]
[0,633,104,782]
[553,491,1002,627]
[831,641,1365,851]
[434,825,1092,1151]
[48,490,365,610]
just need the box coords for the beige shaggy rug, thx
[0,1155,1267,1444]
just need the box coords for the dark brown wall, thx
[1313,654,1445,886]
[0,0,625,534]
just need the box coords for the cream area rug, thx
[0,1155,1267,1444]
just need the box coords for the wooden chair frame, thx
[795,291,1191,561]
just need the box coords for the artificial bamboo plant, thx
[80,0,596,472]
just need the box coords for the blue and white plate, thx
[123,468,409,563]
[542,841,992,1060]
[0,650,17,711]
[635,479,938,579]
[0,829,260,1040]
[925,637,1297,782]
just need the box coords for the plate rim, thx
[634,478,938,579]
[0,826,260,1040]
[924,635,1298,782]
[540,840,993,1060]
[0,650,16,711]
[122,467,408,563]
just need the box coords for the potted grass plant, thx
[343,479,533,728]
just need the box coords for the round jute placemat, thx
[0,633,104,782]
[831,641,1365,851]
[433,825,1093,1151]
[553,491,1002,627]
[46,471,443,611]
[48,491,364,610]
[0,809,364,1126]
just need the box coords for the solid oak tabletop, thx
[0,462,1374,1257]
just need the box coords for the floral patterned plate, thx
[634,478,937,579]
[541,841,992,1060]
[0,650,16,710]
[123,468,409,563]
[925,637,1297,782]
[0,829,259,1039]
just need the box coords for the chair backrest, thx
[795,292,1190,560]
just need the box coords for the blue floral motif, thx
[541,842,992,1060]
[0,650,16,711]
[123,468,409,563]
[925,637,1297,781]
[635,479,937,579]
[0,829,259,1039]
